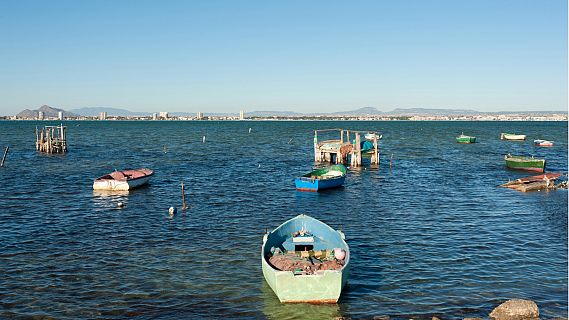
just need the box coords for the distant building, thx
[152,113,158,120]
[58,111,63,120]
[99,112,107,120]
[38,111,44,120]
[196,112,203,120]
[159,111,168,119]
[239,110,245,120]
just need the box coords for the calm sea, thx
[0,120,567,319]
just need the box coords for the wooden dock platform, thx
[36,125,67,154]
[313,129,380,167]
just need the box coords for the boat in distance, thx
[261,214,350,303]
[534,139,554,147]
[504,154,545,173]
[501,133,527,140]
[295,164,347,192]
[456,133,476,143]
[93,168,154,191]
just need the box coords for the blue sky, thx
[0,0,566,114]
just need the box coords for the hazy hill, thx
[16,105,78,118]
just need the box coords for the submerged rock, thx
[489,299,539,320]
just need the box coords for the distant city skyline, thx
[0,0,567,115]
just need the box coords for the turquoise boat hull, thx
[295,165,347,192]
[261,215,350,303]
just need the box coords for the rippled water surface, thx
[0,120,567,319]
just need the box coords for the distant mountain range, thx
[16,105,78,118]
[13,105,567,118]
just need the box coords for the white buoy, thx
[169,206,177,216]
[249,128,252,133]
[258,164,261,168]
[202,136,206,143]
[117,202,125,208]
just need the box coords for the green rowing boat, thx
[504,154,545,173]
[456,133,476,143]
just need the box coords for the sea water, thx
[0,120,566,319]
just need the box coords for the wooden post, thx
[0,146,8,167]
[355,133,361,166]
[372,134,379,164]
[313,131,319,163]
[35,127,39,151]
[181,179,187,211]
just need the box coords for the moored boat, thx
[295,165,347,192]
[261,214,350,303]
[364,133,382,140]
[504,154,545,173]
[534,139,554,147]
[456,133,476,143]
[93,168,154,191]
[500,172,562,192]
[501,133,526,140]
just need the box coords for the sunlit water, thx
[0,120,566,319]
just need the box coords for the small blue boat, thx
[295,164,347,192]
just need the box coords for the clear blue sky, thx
[0,0,566,114]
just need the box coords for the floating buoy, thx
[202,136,206,143]
[249,128,252,133]
[258,164,261,168]
[169,206,177,216]
[117,202,125,208]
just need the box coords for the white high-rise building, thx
[58,111,63,120]
[38,111,44,120]
[159,111,168,119]
[239,110,245,120]
[99,112,107,120]
[152,113,158,120]
[196,112,203,120]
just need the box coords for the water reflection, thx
[261,280,344,320]
[92,190,130,210]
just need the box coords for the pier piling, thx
[36,124,67,154]
[0,146,8,167]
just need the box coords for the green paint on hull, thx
[456,135,476,143]
[261,256,349,303]
[505,155,546,172]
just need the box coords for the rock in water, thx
[489,299,539,320]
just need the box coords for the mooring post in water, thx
[181,179,187,211]
[0,146,9,167]
[164,144,167,153]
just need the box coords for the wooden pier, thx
[313,129,380,167]
[36,125,67,153]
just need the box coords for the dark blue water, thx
[0,120,567,319]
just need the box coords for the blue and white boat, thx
[294,165,347,192]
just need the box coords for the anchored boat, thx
[93,168,154,191]
[456,133,476,143]
[295,165,347,192]
[500,172,562,192]
[261,214,350,303]
[534,139,554,147]
[504,154,545,173]
[501,133,526,141]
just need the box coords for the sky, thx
[0,0,567,115]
